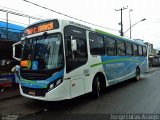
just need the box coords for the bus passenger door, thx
[64,26,88,98]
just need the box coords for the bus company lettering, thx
[36,81,49,84]
[105,63,124,70]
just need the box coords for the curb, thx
[144,67,160,74]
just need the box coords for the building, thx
[0,21,24,75]
[134,39,144,45]
[144,42,157,57]
[144,42,160,67]
[0,21,24,41]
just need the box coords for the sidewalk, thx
[145,67,160,74]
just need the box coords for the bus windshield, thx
[21,33,64,70]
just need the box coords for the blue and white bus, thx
[13,19,148,101]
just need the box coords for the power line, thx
[23,0,119,32]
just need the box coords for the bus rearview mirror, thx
[13,41,22,61]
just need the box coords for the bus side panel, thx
[101,56,147,85]
[89,55,109,87]
[139,57,148,74]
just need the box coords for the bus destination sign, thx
[24,20,59,36]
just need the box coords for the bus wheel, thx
[135,68,140,81]
[92,76,100,98]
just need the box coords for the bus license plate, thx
[28,90,35,96]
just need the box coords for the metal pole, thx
[6,12,8,40]
[120,8,123,36]
[129,9,133,39]
[115,6,128,36]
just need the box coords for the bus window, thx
[65,36,87,73]
[105,37,116,56]
[64,25,87,73]
[89,33,105,55]
[143,46,147,56]
[133,44,138,56]
[117,40,125,56]
[126,42,133,56]
[138,45,143,56]
[72,37,87,59]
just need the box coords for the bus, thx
[13,19,148,101]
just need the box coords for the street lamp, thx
[124,18,146,38]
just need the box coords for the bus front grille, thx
[21,73,50,80]
[20,70,53,80]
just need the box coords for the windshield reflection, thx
[22,33,64,70]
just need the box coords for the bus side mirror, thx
[12,41,22,61]
[71,39,77,51]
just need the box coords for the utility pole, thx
[115,6,128,36]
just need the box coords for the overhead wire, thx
[23,0,119,32]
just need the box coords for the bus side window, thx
[117,40,125,56]
[72,37,87,59]
[133,44,138,56]
[126,42,133,56]
[89,32,105,55]
[64,25,88,73]
[138,45,142,56]
[65,36,87,73]
[138,45,143,56]
[105,37,116,56]
[143,46,147,56]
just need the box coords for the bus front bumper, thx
[19,84,68,101]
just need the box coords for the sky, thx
[0,0,160,49]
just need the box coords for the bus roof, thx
[95,29,146,46]
[25,18,146,46]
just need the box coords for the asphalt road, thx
[1,69,160,120]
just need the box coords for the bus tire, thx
[135,68,140,81]
[92,76,100,98]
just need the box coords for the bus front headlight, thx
[48,79,63,91]
[56,79,62,86]
[49,83,55,89]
